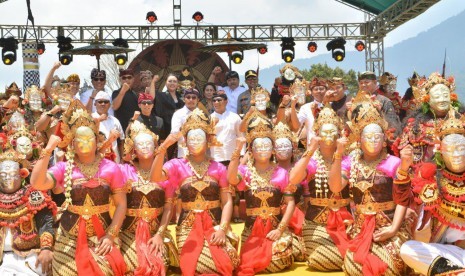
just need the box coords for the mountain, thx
[257,9,465,98]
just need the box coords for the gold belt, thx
[355,201,396,215]
[309,197,350,209]
[182,200,220,211]
[246,206,281,219]
[68,204,110,220]
[126,207,163,222]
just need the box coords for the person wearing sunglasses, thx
[170,88,200,158]
[132,93,163,137]
[112,69,140,133]
[81,68,114,116]
[92,91,125,163]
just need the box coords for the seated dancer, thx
[331,92,413,276]
[151,108,239,275]
[272,122,307,262]
[289,105,352,271]
[0,149,57,276]
[400,109,465,275]
[395,72,459,164]
[119,120,179,275]
[228,115,295,275]
[31,100,127,276]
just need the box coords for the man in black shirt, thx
[112,69,140,132]
[135,93,163,136]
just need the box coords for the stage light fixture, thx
[231,51,243,64]
[258,46,268,55]
[192,11,204,22]
[281,37,295,63]
[146,11,157,23]
[114,54,127,65]
[0,37,19,65]
[37,42,46,55]
[307,42,317,53]
[57,36,74,65]
[326,37,346,62]
[355,40,365,52]
[112,38,129,66]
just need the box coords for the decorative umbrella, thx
[196,33,266,68]
[65,39,135,70]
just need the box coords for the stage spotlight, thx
[192,11,204,22]
[355,40,365,52]
[146,11,157,23]
[231,51,243,64]
[112,38,129,66]
[307,42,317,53]
[57,36,74,65]
[0,37,19,65]
[258,46,268,55]
[114,54,127,65]
[281,37,295,63]
[37,42,46,55]
[326,37,346,62]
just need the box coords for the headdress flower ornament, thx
[8,125,33,145]
[272,122,297,145]
[436,108,465,139]
[246,115,273,144]
[279,64,302,78]
[346,90,388,138]
[250,87,270,102]
[58,100,99,148]
[313,104,343,133]
[420,72,458,113]
[123,120,159,157]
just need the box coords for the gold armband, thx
[230,148,241,161]
[156,225,166,236]
[302,149,314,158]
[219,223,228,232]
[277,222,287,232]
[106,225,119,238]
[333,152,342,161]
[40,232,54,248]
[39,148,53,160]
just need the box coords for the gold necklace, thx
[134,163,151,186]
[249,163,276,190]
[186,156,210,180]
[75,155,102,179]
[358,151,387,179]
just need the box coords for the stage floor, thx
[167,222,345,275]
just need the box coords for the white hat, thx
[94,91,111,101]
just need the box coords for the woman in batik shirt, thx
[151,108,239,275]
[330,92,413,276]
[228,115,295,275]
[31,100,127,276]
[119,120,179,275]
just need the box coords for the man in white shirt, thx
[210,93,243,165]
[91,91,124,163]
[208,67,246,114]
[81,68,114,116]
[170,88,200,158]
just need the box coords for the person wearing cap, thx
[170,88,200,158]
[92,91,125,163]
[132,93,163,136]
[208,66,246,114]
[357,71,401,135]
[112,69,139,132]
[81,68,114,116]
[236,70,259,115]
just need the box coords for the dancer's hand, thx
[95,235,114,256]
[148,233,166,256]
[266,229,282,241]
[400,145,414,171]
[210,229,226,246]
[336,137,348,155]
[373,226,395,242]
[36,249,53,274]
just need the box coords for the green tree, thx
[301,63,359,96]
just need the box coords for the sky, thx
[0,0,464,90]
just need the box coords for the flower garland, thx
[245,157,276,192]
[63,146,75,209]
[314,150,330,198]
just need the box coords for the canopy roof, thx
[339,0,398,14]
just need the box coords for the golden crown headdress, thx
[272,122,297,145]
[279,64,302,78]
[246,115,273,144]
[24,85,45,101]
[250,87,270,101]
[0,149,29,168]
[423,72,455,95]
[347,91,387,138]
[289,78,308,96]
[6,111,26,134]
[9,125,33,142]
[50,83,74,99]
[379,72,397,85]
[123,120,159,157]
[313,104,343,133]
[58,100,99,148]
[437,108,465,139]
[181,108,213,137]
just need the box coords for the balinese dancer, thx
[272,122,307,262]
[394,72,459,164]
[31,100,127,276]
[23,85,50,130]
[151,108,239,276]
[400,109,465,275]
[119,120,179,275]
[289,105,352,271]
[377,72,405,120]
[240,87,275,132]
[275,78,308,132]
[0,149,57,276]
[228,116,295,275]
[331,92,413,276]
